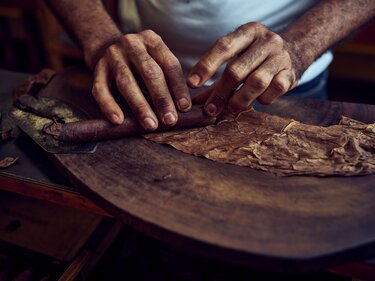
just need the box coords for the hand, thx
[188,22,299,116]
[92,29,192,129]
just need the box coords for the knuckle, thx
[125,90,138,100]
[137,51,153,63]
[93,63,104,76]
[236,23,249,34]
[121,33,139,46]
[115,64,129,77]
[128,45,146,57]
[122,37,147,57]
[271,78,288,93]
[109,59,121,70]
[236,23,255,38]
[267,32,283,45]
[105,45,117,58]
[91,88,98,98]
[170,83,188,95]
[155,96,171,111]
[210,94,227,105]
[290,72,297,84]
[116,76,132,92]
[198,59,215,75]
[238,91,254,104]
[100,100,114,111]
[236,103,249,111]
[229,94,252,112]
[147,40,164,52]
[215,36,232,54]
[92,83,105,98]
[241,22,259,32]
[142,62,163,80]
[141,29,158,38]
[225,64,244,84]
[133,102,150,117]
[250,74,268,90]
[141,29,162,45]
[257,95,273,105]
[233,103,249,112]
[247,22,264,32]
[164,56,181,72]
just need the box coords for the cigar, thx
[43,105,216,143]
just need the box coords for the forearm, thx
[45,0,122,68]
[281,0,375,77]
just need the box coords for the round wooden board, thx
[44,67,375,271]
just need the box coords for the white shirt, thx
[119,0,333,85]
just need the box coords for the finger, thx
[202,41,271,116]
[108,46,158,130]
[188,23,259,88]
[126,37,178,127]
[257,70,294,105]
[203,79,236,116]
[192,84,215,105]
[228,60,280,113]
[92,59,124,125]
[144,32,192,112]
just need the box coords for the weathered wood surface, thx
[41,67,375,271]
[0,69,108,216]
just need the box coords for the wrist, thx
[281,30,316,79]
[84,31,122,69]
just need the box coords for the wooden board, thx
[40,67,375,272]
[0,69,108,216]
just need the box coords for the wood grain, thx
[0,175,109,216]
[41,67,375,272]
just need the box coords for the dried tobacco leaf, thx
[0,157,18,169]
[145,109,375,176]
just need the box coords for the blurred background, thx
[0,0,374,104]
[0,2,374,280]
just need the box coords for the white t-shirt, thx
[119,0,333,85]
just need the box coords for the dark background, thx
[1,2,375,280]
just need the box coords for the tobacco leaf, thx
[0,112,13,142]
[0,157,18,169]
[145,108,375,176]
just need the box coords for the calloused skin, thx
[92,23,297,126]
[92,30,191,130]
[189,22,298,116]
[46,0,375,129]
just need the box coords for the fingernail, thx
[163,112,177,125]
[143,117,157,130]
[178,98,191,111]
[189,74,201,87]
[205,103,217,116]
[111,113,122,124]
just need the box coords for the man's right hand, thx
[92,29,192,130]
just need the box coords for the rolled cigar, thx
[43,105,216,143]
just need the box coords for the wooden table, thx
[0,69,108,216]
[1,68,375,278]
